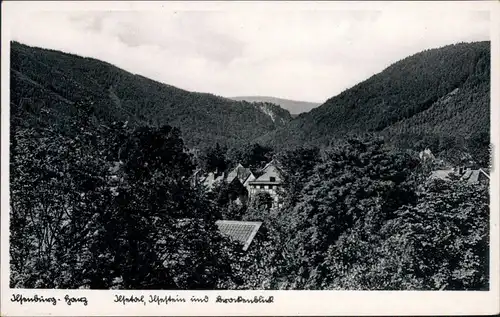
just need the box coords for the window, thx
[270,177,276,182]
[269,185,274,189]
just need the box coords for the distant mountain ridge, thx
[10,41,292,149]
[259,41,490,164]
[10,41,490,165]
[230,96,321,114]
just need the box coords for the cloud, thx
[9,3,490,103]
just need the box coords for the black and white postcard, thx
[1,1,499,316]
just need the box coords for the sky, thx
[7,2,491,103]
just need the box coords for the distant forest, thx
[260,41,490,168]
[9,41,490,290]
[10,42,292,149]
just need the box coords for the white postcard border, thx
[1,1,499,316]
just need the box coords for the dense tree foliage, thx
[198,143,229,173]
[10,114,489,290]
[271,138,421,289]
[226,143,275,172]
[10,127,111,288]
[276,146,322,206]
[224,138,489,290]
[10,101,239,289]
[323,178,489,290]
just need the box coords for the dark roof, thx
[262,159,281,170]
[226,164,252,184]
[215,220,262,251]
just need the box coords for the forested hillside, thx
[10,41,292,148]
[11,41,489,164]
[261,42,490,166]
[230,96,321,114]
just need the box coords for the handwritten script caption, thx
[10,293,274,307]
[114,294,275,306]
[11,294,88,306]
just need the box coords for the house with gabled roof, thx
[226,163,256,191]
[191,160,284,208]
[247,159,283,208]
[429,167,489,185]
